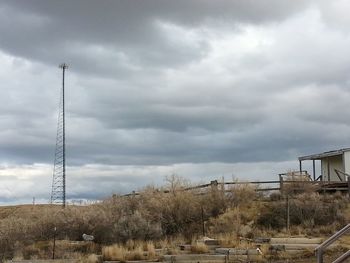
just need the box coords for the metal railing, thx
[315,223,350,263]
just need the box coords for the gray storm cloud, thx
[0,0,350,203]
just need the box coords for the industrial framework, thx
[51,63,68,207]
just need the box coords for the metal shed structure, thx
[298,148,350,182]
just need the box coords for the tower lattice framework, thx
[51,63,68,207]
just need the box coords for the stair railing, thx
[315,223,350,263]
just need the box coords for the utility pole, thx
[51,63,68,208]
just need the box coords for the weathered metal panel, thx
[321,155,344,181]
[344,151,350,176]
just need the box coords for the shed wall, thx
[321,155,344,181]
[344,151,350,175]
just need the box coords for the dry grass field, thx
[1,176,349,262]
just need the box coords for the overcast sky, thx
[1,0,350,204]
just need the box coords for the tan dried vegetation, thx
[0,175,349,262]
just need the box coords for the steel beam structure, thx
[51,63,68,207]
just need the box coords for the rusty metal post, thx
[316,248,323,263]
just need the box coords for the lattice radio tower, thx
[51,63,68,207]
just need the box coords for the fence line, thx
[119,178,350,198]
[120,179,281,197]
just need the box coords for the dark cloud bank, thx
[0,0,350,203]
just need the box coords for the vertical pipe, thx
[52,227,57,259]
[299,160,302,175]
[316,249,323,263]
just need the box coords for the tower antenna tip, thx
[59,63,68,69]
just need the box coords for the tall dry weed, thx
[102,244,127,261]
[190,242,209,254]
[146,241,156,258]
[86,254,101,263]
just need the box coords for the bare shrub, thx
[281,172,316,195]
[226,183,258,208]
[207,206,258,239]
[257,193,347,230]
[200,182,227,218]
[113,211,162,242]
[139,176,203,238]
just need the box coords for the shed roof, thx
[298,148,350,161]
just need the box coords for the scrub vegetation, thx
[0,175,349,262]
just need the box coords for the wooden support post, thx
[348,176,350,200]
[220,176,225,193]
[327,158,331,182]
[279,174,283,193]
[210,180,218,191]
[313,160,316,181]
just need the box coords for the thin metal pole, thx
[286,195,290,231]
[201,206,205,236]
[52,227,57,259]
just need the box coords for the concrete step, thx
[164,254,263,263]
[270,243,319,250]
[215,248,261,255]
[269,237,323,244]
